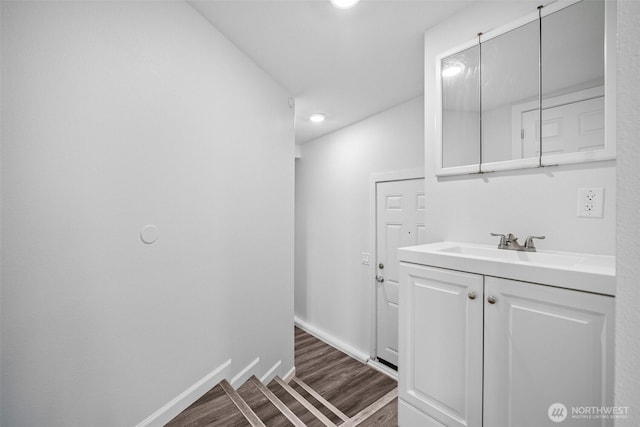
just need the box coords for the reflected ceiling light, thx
[442,65,462,77]
[330,0,360,9]
[310,113,326,123]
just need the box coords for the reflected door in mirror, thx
[541,0,605,158]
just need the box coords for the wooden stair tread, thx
[168,328,399,425]
[329,372,396,418]
[220,379,265,427]
[293,330,397,418]
[273,376,339,427]
[289,380,344,425]
[249,376,306,427]
[267,380,325,427]
[350,388,397,426]
[237,377,293,427]
[290,377,349,423]
[353,397,398,427]
[165,384,251,427]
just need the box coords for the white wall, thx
[424,1,616,255]
[295,97,424,356]
[0,2,294,426]
[615,0,640,422]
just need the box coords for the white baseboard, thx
[260,360,281,384]
[231,357,260,388]
[136,354,293,427]
[367,359,398,381]
[282,365,296,383]
[294,316,370,364]
[135,359,232,427]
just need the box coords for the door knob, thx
[487,295,497,304]
[379,263,384,269]
[468,292,477,300]
[376,275,385,283]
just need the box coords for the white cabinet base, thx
[398,261,615,427]
[399,399,445,427]
[483,276,615,427]
[399,263,483,427]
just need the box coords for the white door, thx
[375,178,425,367]
[521,96,605,158]
[398,264,484,427]
[484,276,615,427]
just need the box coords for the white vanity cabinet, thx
[484,276,614,427]
[398,264,484,427]
[398,261,615,427]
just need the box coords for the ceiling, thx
[188,0,474,144]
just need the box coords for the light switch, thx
[361,252,370,265]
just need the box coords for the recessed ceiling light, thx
[442,65,462,77]
[310,113,326,123]
[330,0,360,10]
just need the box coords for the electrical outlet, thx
[361,252,370,265]
[577,188,604,218]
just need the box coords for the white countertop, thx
[398,241,616,296]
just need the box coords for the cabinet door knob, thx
[379,263,384,269]
[468,292,477,300]
[487,295,497,304]
[376,275,385,283]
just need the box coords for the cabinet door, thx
[484,277,615,427]
[399,263,483,427]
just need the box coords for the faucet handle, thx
[524,235,546,250]
[490,233,507,246]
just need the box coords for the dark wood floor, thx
[167,327,398,426]
[293,327,398,425]
[167,384,251,427]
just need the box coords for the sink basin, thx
[438,245,584,267]
[398,241,615,295]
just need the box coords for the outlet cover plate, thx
[361,252,370,265]
[577,188,604,218]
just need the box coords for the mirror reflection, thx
[482,20,539,164]
[441,45,480,168]
[437,0,608,175]
[540,0,605,157]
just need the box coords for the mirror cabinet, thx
[435,0,615,176]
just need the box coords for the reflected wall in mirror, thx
[481,20,539,165]
[441,45,480,169]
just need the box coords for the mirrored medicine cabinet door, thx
[481,18,540,169]
[440,44,480,170]
[436,0,614,177]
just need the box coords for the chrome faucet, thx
[491,233,545,252]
